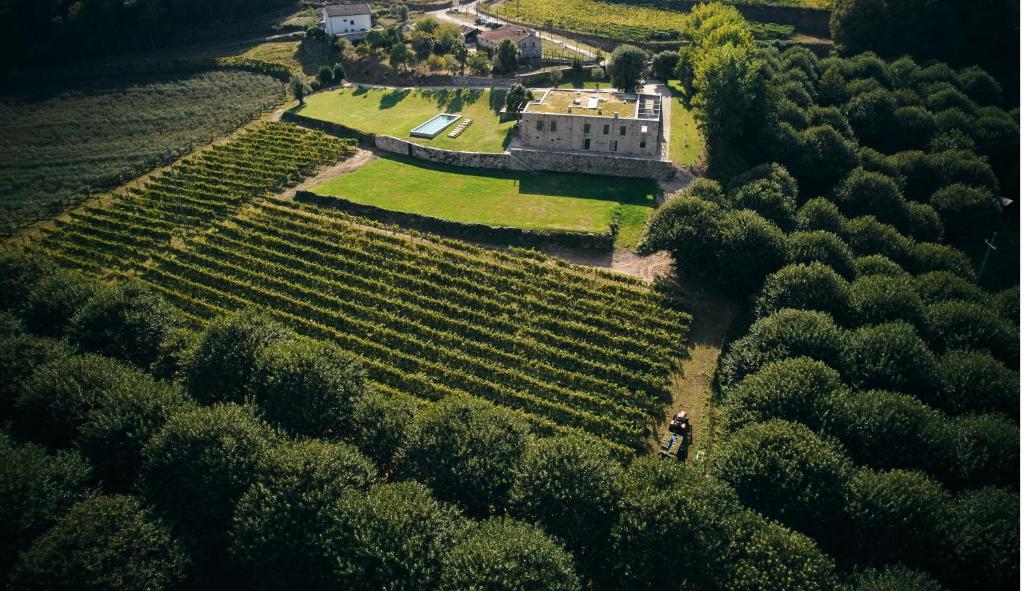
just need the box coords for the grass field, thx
[667,81,704,167]
[296,87,515,152]
[311,156,658,246]
[0,70,283,237]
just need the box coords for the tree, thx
[389,3,409,23]
[830,389,945,472]
[844,216,915,268]
[453,42,468,75]
[230,440,377,591]
[846,565,945,591]
[715,209,787,293]
[0,435,92,580]
[912,271,989,306]
[141,403,278,563]
[833,169,909,232]
[848,321,940,396]
[439,518,581,591]
[9,495,188,591]
[608,45,647,92]
[316,64,334,87]
[332,62,345,82]
[925,301,1017,365]
[902,201,943,242]
[290,76,307,105]
[796,197,848,236]
[351,390,420,470]
[729,178,797,231]
[389,43,414,71]
[508,434,623,572]
[849,274,927,329]
[20,268,97,337]
[410,30,435,60]
[853,254,906,278]
[715,419,853,540]
[504,83,534,114]
[494,38,520,73]
[937,349,1018,416]
[786,231,856,279]
[68,280,184,370]
[399,397,531,516]
[946,413,1018,487]
[0,332,71,419]
[909,242,976,280]
[951,487,1018,589]
[723,356,848,433]
[466,50,491,75]
[0,251,55,312]
[753,263,854,323]
[651,50,679,81]
[928,184,1002,244]
[722,511,839,591]
[792,125,860,198]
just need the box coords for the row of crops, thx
[28,122,690,452]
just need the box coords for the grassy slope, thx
[297,87,515,152]
[312,155,657,245]
[667,81,703,167]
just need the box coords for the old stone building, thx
[519,89,662,158]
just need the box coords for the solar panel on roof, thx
[586,97,599,109]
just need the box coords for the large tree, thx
[608,45,647,92]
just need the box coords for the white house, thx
[322,3,372,40]
[476,25,541,62]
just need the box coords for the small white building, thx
[476,25,541,62]
[322,3,372,40]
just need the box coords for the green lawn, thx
[311,156,658,247]
[295,87,514,153]
[667,81,704,167]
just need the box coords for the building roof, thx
[524,89,640,119]
[323,3,371,17]
[478,25,534,45]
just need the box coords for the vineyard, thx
[0,70,284,237]
[27,122,690,453]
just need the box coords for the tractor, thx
[658,410,691,461]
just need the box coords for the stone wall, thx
[511,147,681,181]
[373,135,514,169]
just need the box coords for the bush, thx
[991,286,1018,322]
[0,436,92,580]
[908,242,976,280]
[912,271,989,305]
[723,357,848,433]
[937,349,1019,417]
[20,269,98,337]
[68,281,184,369]
[843,468,953,571]
[844,216,915,268]
[926,87,977,114]
[0,251,55,312]
[251,336,365,438]
[795,197,847,235]
[331,481,466,590]
[806,106,854,138]
[830,389,945,472]
[715,419,853,539]
[902,201,943,242]
[946,413,1018,488]
[848,322,940,396]
[719,309,850,387]
[754,263,854,322]
[857,146,901,179]
[889,106,937,151]
[651,50,679,81]
[729,178,797,231]
[0,332,71,419]
[928,184,1002,243]
[956,66,1002,106]
[715,209,787,294]
[9,495,188,591]
[509,434,622,570]
[833,169,908,231]
[845,89,897,148]
[793,125,860,198]
[926,301,1017,364]
[350,390,423,470]
[852,255,907,278]
[727,162,799,201]
[890,150,944,202]
[846,565,945,591]
[951,487,1018,589]
[230,440,377,591]
[317,64,334,87]
[785,231,856,279]
[185,309,292,404]
[636,192,720,258]
[849,274,927,329]
[439,517,580,591]
[141,403,278,560]
[723,511,839,591]
[399,397,531,516]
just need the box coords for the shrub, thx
[889,106,937,151]
[185,309,292,404]
[715,209,787,294]
[0,333,71,419]
[399,397,531,516]
[834,169,908,231]
[933,150,999,194]
[636,192,720,258]
[141,403,278,560]
[331,481,467,590]
[908,242,976,280]
[715,420,853,539]
[723,357,847,433]
[890,150,944,202]
[719,309,849,387]
[351,390,423,470]
[847,322,940,397]
[0,436,92,580]
[68,281,184,370]
[991,286,1018,322]
[853,255,907,278]
[439,517,580,591]
[844,216,915,268]
[230,440,377,591]
[846,565,945,591]
[785,231,856,279]
[0,251,55,311]
[928,184,1002,243]
[956,66,1002,106]
[729,178,797,231]
[753,263,854,322]
[806,106,854,138]
[794,125,860,198]
[856,146,901,179]
[912,271,989,305]
[951,487,1018,589]
[843,468,954,571]
[937,349,1019,417]
[317,64,334,87]
[20,269,98,337]
[926,87,977,114]
[8,495,188,591]
[946,413,1018,488]
[727,162,799,202]
[845,89,898,148]
[926,301,1017,364]
[830,389,945,472]
[849,274,926,329]
[651,50,679,81]
[795,197,847,235]
[902,201,943,242]
[723,511,839,591]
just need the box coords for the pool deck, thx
[410,113,462,139]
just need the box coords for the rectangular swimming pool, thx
[410,113,461,138]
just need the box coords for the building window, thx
[613,140,618,152]
[584,138,591,150]
[619,126,626,136]
[550,120,557,131]
[536,120,544,131]
[603,124,609,135]
[584,123,591,134]
[640,140,646,149]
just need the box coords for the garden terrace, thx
[524,89,639,118]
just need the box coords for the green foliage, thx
[715,209,787,293]
[946,413,1018,488]
[831,389,945,472]
[834,169,908,232]
[609,45,647,92]
[716,419,853,538]
[141,403,278,559]
[909,242,975,280]
[951,487,1018,589]
[0,251,55,311]
[0,435,93,580]
[847,322,940,396]
[723,357,848,433]
[846,565,945,591]
[754,263,853,323]
[400,397,531,516]
[991,286,1018,322]
[230,439,377,591]
[68,280,185,370]
[849,274,926,329]
[509,434,622,567]
[20,268,98,337]
[651,50,679,81]
[351,390,422,470]
[791,125,860,198]
[901,201,943,243]
[853,255,907,278]
[913,271,989,306]
[844,216,915,268]
[504,83,534,113]
[786,231,856,279]
[796,197,848,235]
[936,349,1017,417]
[494,38,521,73]
[926,301,1017,364]
[439,517,581,591]
[724,511,839,591]
[729,178,797,231]
[317,64,335,87]
[0,332,71,419]
[928,184,1002,243]
[9,495,188,591]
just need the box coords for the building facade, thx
[322,3,372,40]
[519,89,662,158]
[475,25,541,61]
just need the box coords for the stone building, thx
[519,89,662,158]
[476,25,542,62]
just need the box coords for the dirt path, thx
[279,148,376,198]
